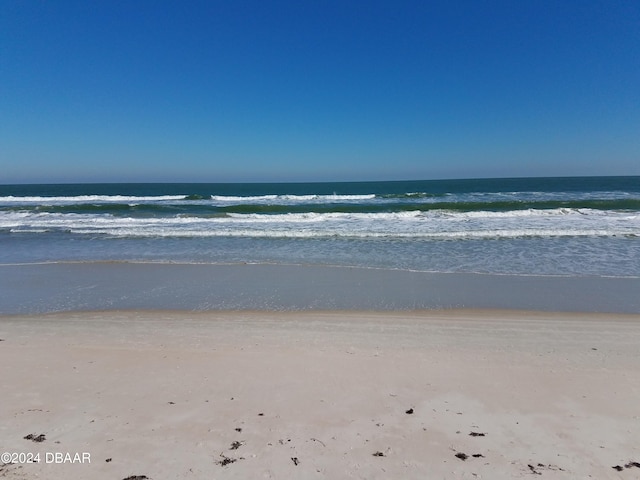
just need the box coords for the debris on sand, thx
[24,433,46,443]
[216,455,237,467]
[529,464,543,475]
[613,462,640,471]
[529,463,565,474]
[216,453,243,467]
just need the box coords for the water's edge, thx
[2,262,638,315]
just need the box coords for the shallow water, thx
[1,263,638,314]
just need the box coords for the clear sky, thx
[1,0,639,183]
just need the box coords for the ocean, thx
[1,176,639,313]
[2,176,640,275]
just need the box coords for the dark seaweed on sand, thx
[216,454,242,467]
[613,462,640,471]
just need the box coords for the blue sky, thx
[1,0,639,183]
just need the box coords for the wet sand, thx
[1,309,639,479]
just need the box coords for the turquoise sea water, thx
[1,176,639,277]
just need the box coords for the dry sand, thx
[1,309,639,479]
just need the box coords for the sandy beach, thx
[1,309,639,479]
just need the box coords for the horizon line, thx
[2,174,639,187]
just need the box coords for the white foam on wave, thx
[0,195,187,204]
[447,207,608,219]
[225,210,423,222]
[61,226,632,240]
[2,207,638,239]
[211,195,278,202]
[210,193,377,203]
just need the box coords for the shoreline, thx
[4,257,640,278]
[3,306,640,319]
[2,262,639,315]
[1,309,639,479]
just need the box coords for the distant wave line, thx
[2,199,640,216]
[3,191,640,207]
